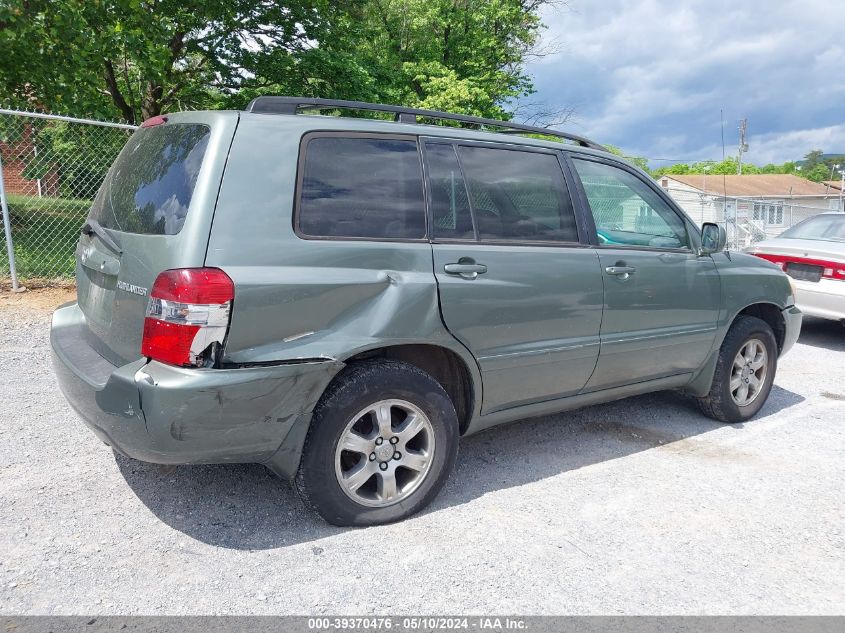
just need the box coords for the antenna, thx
[738,118,749,175]
[720,110,731,247]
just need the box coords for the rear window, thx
[780,214,845,242]
[89,123,211,235]
[297,136,426,239]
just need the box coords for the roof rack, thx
[245,96,605,151]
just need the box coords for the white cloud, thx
[690,124,845,166]
[528,0,845,164]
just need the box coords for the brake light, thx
[750,252,845,281]
[141,268,234,367]
[140,115,168,128]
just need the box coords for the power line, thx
[644,157,722,163]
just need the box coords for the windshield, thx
[779,213,845,242]
[89,123,210,235]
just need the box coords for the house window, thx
[752,200,784,226]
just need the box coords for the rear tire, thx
[697,315,778,423]
[295,359,459,526]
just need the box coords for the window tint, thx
[425,143,474,239]
[89,124,210,235]
[299,137,425,239]
[457,146,578,242]
[572,159,689,249]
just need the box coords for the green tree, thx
[605,145,649,172]
[802,150,824,171]
[804,163,831,183]
[0,1,355,123]
[653,158,805,179]
[231,0,562,120]
[0,0,561,124]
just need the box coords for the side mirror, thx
[700,222,727,254]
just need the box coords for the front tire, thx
[295,359,459,526]
[697,315,778,423]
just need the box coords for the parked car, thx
[746,212,845,324]
[51,98,801,526]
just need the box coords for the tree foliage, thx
[604,145,649,172]
[798,150,845,183]
[0,0,562,124]
[652,158,800,179]
[651,149,845,182]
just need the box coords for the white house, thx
[657,174,844,245]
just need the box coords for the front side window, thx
[571,158,690,249]
[298,136,426,239]
[457,146,578,243]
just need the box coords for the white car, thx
[747,212,845,323]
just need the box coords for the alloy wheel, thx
[334,399,436,508]
[730,338,768,406]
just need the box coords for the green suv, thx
[51,98,802,526]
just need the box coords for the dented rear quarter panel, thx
[204,114,483,415]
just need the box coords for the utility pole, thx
[702,164,712,224]
[737,118,749,175]
[827,164,839,195]
[840,169,844,212]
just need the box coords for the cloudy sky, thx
[526,0,845,167]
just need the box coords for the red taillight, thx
[750,252,845,281]
[141,268,234,367]
[148,268,235,304]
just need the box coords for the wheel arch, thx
[733,302,787,353]
[685,301,786,398]
[340,344,478,435]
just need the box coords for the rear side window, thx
[457,146,578,243]
[425,143,475,240]
[298,136,426,239]
[89,123,210,235]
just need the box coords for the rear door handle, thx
[444,262,488,280]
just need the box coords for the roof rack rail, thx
[245,96,605,151]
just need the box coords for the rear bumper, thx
[51,302,342,469]
[793,278,845,321]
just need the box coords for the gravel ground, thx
[1,292,843,615]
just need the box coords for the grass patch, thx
[3,194,92,279]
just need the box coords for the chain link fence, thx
[0,109,136,287]
[661,186,843,250]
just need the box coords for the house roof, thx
[661,174,838,198]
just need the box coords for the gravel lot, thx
[1,290,843,615]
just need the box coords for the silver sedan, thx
[746,212,845,323]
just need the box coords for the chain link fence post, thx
[0,150,22,290]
